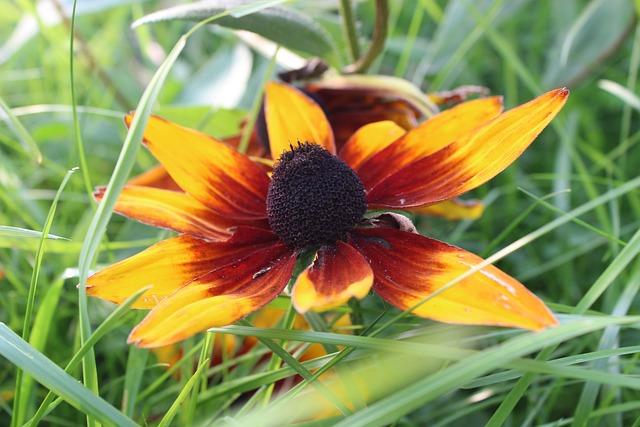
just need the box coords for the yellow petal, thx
[126,114,270,220]
[367,88,569,209]
[87,228,280,309]
[292,241,373,313]
[351,228,558,331]
[339,121,406,170]
[127,164,180,191]
[357,96,504,189]
[264,81,335,159]
[128,243,296,348]
[95,185,249,241]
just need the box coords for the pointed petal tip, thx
[127,330,158,349]
[527,307,559,331]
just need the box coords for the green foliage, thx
[1,0,639,426]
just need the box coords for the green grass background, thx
[1,0,640,425]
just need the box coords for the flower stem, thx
[343,0,389,74]
[339,0,361,62]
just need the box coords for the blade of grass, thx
[519,188,626,246]
[0,324,137,427]
[0,226,67,240]
[237,319,353,416]
[11,167,75,427]
[157,359,210,427]
[122,343,148,417]
[210,324,640,391]
[26,287,149,426]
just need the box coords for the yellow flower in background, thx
[87,81,567,348]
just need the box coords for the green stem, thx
[343,0,389,74]
[339,0,361,62]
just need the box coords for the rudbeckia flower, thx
[87,81,568,348]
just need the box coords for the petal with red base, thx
[350,228,558,330]
[128,242,296,348]
[292,241,373,313]
[357,96,504,189]
[264,81,335,158]
[87,227,280,309]
[338,121,406,170]
[366,88,569,209]
[94,185,254,241]
[126,114,270,220]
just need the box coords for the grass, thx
[1,0,640,425]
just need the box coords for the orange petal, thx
[264,81,335,159]
[94,185,255,240]
[87,227,280,309]
[357,96,504,189]
[128,243,296,348]
[411,198,484,220]
[126,114,270,220]
[351,228,557,330]
[338,121,406,170]
[292,241,373,313]
[366,88,569,209]
[128,164,180,191]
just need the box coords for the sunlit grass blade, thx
[0,324,137,427]
[0,226,67,240]
[210,324,640,392]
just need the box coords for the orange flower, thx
[87,81,567,348]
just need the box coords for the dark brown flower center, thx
[267,142,367,249]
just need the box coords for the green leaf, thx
[132,0,338,63]
[0,225,68,240]
[0,323,137,427]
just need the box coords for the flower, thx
[87,81,568,348]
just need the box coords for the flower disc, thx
[267,143,367,249]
